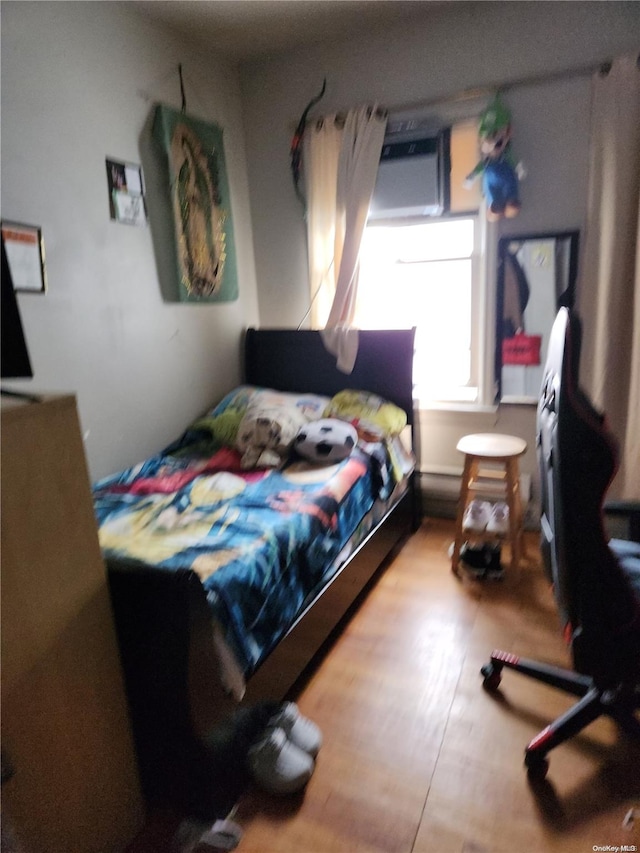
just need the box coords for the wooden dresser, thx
[1,395,144,852]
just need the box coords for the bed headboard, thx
[244,328,416,425]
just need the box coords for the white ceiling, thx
[133,1,448,63]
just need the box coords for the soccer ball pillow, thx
[293,418,358,465]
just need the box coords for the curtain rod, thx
[293,54,638,130]
[384,58,614,117]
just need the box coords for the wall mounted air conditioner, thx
[369,128,451,219]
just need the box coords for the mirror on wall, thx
[495,230,579,403]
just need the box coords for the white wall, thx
[239,1,640,487]
[1,1,260,480]
[3,2,638,487]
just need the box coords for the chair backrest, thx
[537,308,640,687]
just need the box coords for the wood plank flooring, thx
[130,518,640,852]
[232,519,640,853]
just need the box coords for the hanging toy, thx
[465,94,524,221]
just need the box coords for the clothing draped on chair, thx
[304,105,387,372]
[578,54,640,500]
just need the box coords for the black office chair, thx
[481,307,640,778]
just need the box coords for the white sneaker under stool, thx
[247,727,314,795]
[486,501,510,535]
[462,499,492,533]
[267,702,323,757]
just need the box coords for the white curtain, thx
[304,105,387,372]
[578,54,640,500]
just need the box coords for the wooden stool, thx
[451,433,527,575]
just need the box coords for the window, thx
[355,215,487,405]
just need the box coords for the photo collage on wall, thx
[106,158,148,227]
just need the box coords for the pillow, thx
[189,409,245,448]
[323,390,407,439]
[235,389,330,470]
[246,389,330,421]
[163,386,255,457]
[184,385,256,449]
[209,385,257,418]
[293,418,358,465]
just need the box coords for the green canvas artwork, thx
[153,104,238,303]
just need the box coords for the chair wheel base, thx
[481,662,502,691]
[525,752,549,780]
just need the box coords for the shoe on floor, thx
[460,542,503,580]
[174,818,243,852]
[484,564,505,581]
[267,702,323,757]
[247,727,314,795]
[463,499,492,532]
[486,501,510,535]
[464,564,506,582]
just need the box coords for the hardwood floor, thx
[130,518,640,852]
[232,519,640,853]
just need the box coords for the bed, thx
[96,328,419,815]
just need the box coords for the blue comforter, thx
[93,446,380,676]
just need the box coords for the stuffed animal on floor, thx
[465,94,524,221]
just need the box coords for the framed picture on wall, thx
[106,158,147,227]
[152,104,238,303]
[1,221,47,293]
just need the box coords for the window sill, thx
[499,396,538,407]
[416,400,498,415]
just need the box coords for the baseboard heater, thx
[419,470,536,527]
